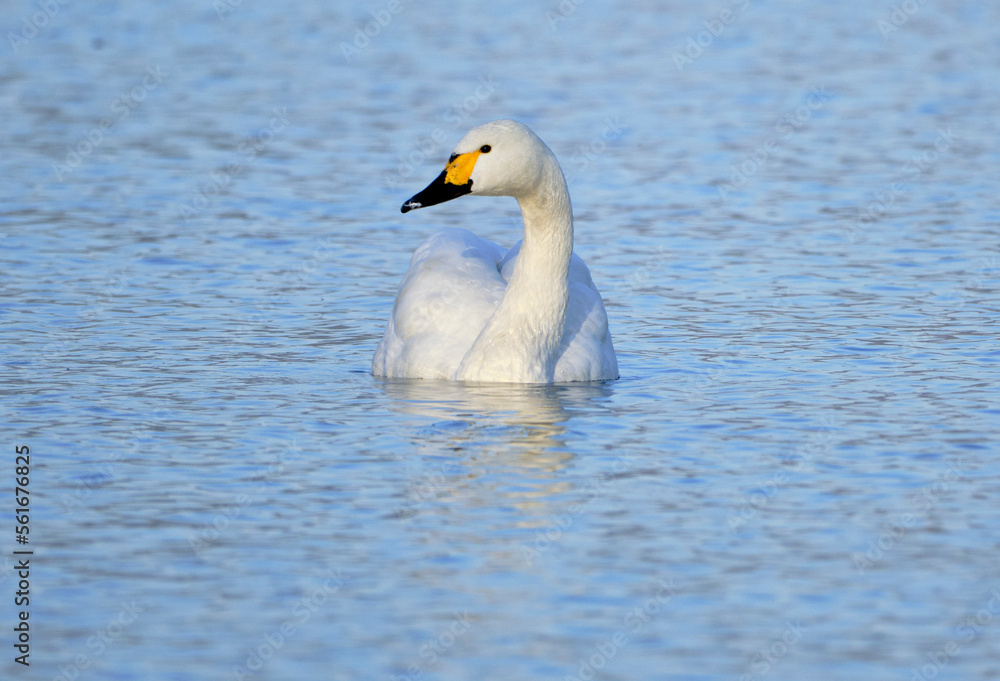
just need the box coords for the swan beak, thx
[400,150,481,213]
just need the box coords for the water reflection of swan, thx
[378,379,614,524]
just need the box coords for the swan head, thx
[400,119,556,213]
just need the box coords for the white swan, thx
[372,119,618,383]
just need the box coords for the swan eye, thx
[480,145,491,153]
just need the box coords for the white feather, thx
[372,120,618,383]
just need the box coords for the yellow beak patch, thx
[444,150,481,186]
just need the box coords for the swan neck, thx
[455,150,576,383]
[516,164,574,274]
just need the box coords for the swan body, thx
[372,119,618,383]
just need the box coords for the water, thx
[2,1,999,679]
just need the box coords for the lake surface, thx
[2,1,999,679]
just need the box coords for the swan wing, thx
[555,254,619,382]
[499,243,618,382]
[373,228,507,379]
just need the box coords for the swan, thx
[372,119,618,383]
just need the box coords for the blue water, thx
[2,1,999,679]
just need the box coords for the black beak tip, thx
[399,170,471,215]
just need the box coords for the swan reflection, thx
[378,379,614,525]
